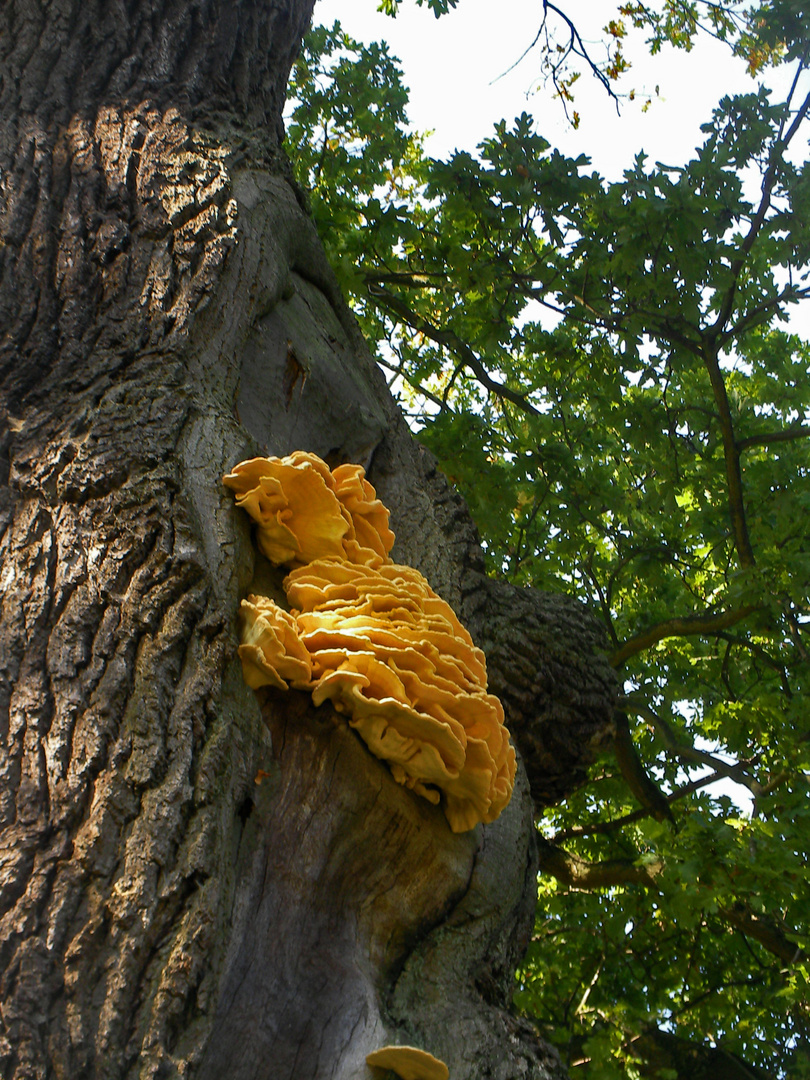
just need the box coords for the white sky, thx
[312,0,786,175]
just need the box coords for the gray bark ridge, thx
[0,2,615,1078]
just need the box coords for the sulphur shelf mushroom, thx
[366,1045,449,1080]
[224,451,515,832]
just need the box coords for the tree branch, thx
[702,343,757,566]
[622,696,765,796]
[540,846,805,966]
[710,86,810,338]
[366,283,542,415]
[610,605,759,667]
[737,423,810,452]
[719,283,810,347]
[536,835,665,890]
[552,768,755,843]
[633,1025,776,1080]
[700,89,810,571]
[495,0,620,113]
[720,903,806,966]
[376,355,448,412]
[715,630,793,695]
[613,711,674,822]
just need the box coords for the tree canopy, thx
[285,4,810,1077]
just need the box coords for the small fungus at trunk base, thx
[366,1044,450,1080]
[223,452,516,832]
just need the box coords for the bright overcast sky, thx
[312,0,779,175]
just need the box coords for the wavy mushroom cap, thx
[223,453,395,569]
[366,1045,449,1080]
[238,596,312,690]
[223,452,349,566]
[332,462,395,564]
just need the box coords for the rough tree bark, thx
[0,3,616,1078]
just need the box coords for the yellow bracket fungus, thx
[224,451,515,833]
[366,1045,450,1080]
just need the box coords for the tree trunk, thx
[0,3,616,1078]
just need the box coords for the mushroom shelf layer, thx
[224,451,515,833]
